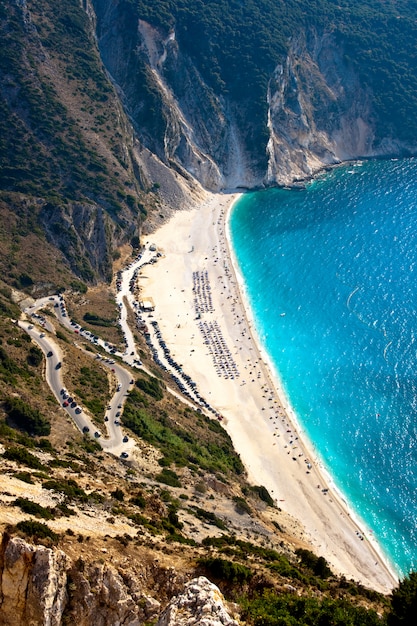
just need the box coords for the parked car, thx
[120,452,129,459]
[82,426,89,433]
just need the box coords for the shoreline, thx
[139,190,399,594]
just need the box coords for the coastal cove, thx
[138,168,401,593]
[229,157,417,580]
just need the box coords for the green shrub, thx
[16,519,59,543]
[130,493,146,508]
[14,471,35,484]
[14,497,54,519]
[193,508,227,530]
[111,488,124,501]
[42,478,88,501]
[135,375,164,400]
[83,312,115,327]
[155,468,182,488]
[295,548,333,579]
[27,346,43,367]
[5,396,50,436]
[199,557,253,584]
[233,496,252,515]
[251,485,275,507]
[4,446,45,470]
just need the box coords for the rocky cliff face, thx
[158,577,240,626]
[90,2,413,191]
[0,533,240,626]
[266,30,374,185]
[91,0,261,192]
[0,534,70,626]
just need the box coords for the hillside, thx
[1,0,417,623]
[2,1,417,287]
[0,284,397,624]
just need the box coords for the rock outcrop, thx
[0,533,165,625]
[0,534,70,626]
[157,577,240,626]
[265,30,376,185]
[0,534,243,625]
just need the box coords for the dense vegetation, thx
[5,396,51,436]
[0,0,151,284]
[123,387,245,475]
[0,0,134,205]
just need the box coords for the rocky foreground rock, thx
[0,534,240,625]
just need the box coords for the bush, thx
[155,468,182,488]
[5,397,50,436]
[14,471,35,484]
[111,488,124,501]
[16,520,59,543]
[42,478,88,501]
[135,375,164,400]
[388,572,417,626]
[233,496,252,515]
[14,497,54,519]
[199,557,253,584]
[4,446,45,470]
[252,484,275,507]
[295,549,333,579]
[193,507,227,530]
[27,346,43,367]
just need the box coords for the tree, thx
[388,572,417,626]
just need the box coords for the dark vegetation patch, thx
[4,446,45,470]
[135,374,165,400]
[5,396,51,436]
[13,497,55,520]
[123,389,244,476]
[15,520,59,544]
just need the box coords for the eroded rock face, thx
[266,30,374,185]
[157,576,240,626]
[91,2,415,191]
[0,534,70,626]
[0,534,164,626]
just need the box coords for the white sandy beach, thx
[138,190,399,594]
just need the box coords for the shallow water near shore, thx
[229,157,417,578]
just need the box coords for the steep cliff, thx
[90,1,417,192]
[92,1,262,191]
[0,534,240,626]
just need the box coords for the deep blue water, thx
[229,158,417,578]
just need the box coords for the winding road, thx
[19,244,213,459]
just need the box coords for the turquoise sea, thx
[229,158,417,579]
